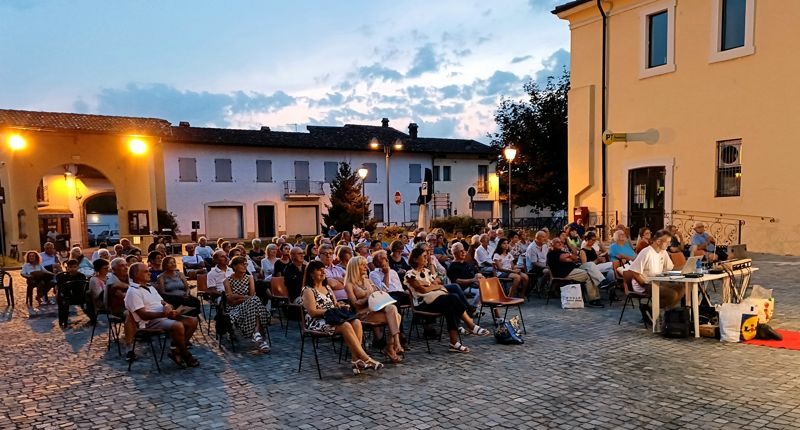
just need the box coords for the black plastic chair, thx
[127,328,168,373]
[56,279,87,327]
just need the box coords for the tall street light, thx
[357,164,369,227]
[503,146,517,230]
[370,137,403,225]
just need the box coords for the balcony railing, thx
[283,180,324,197]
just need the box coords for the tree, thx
[157,209,180,237]
[323,162,371,233]
[490,69,569,213]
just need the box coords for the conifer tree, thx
[323,162,371,232]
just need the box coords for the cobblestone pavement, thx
[1,253,799,429]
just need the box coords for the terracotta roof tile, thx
[0,109,172,136]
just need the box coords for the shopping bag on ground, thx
[560,284,584,309]
[719,303,757,342]
[743,297,775,324]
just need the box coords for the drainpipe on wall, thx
[597,0,609,239]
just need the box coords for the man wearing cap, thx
[690,222,721,262]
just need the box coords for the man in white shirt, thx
[627,229,685,323]
[487,230,499,255]
[207,250,233,291]
[124,262,198,367]
[475,234,493,273]
[39,242,60,272]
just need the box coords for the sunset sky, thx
[0,0,570,142]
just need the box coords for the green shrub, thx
[430,216,484,235]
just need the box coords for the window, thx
[639,0,675,79]
[433,166,440,182]
[178,157,197,182]
[373,204,384,222]
[721,0,746,51]
[256,160,273,183]
[442,166,452,182]
[715,139,742,197]
[363,162,377,183]
[409,164,421,183]
[477,165,489,193]
[648,11,668,68]
[710,0,755,63]
[324,162,338,183]
[214,158,232,182]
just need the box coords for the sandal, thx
[472,325,491,336]
[382,348,403,364]
[167,350,185,367]
[182,353,200,368]
[364,358,384,371]
[351,359,366,375]
[449,342,470,353]
[458,326,470,336]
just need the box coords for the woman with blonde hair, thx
[344,256,404,363]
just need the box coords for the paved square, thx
[1,253,799,429]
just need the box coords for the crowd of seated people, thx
[14,218,724,372]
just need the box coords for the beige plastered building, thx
[555,0,795,254]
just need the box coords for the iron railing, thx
[283,180,324,196]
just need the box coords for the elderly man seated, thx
[690,221,723,262]
[124,262,199,367]
[207,250,233,292]
[474,234,494,276]
[445,242,483,310]
[546,237,604,308]
[526,230,550,289]
[369,250,410,307]
[626,229,685,326]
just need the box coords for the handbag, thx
[323,307,357,325]
[494,316,524,345]
[419,288,447,305]
[368,291,397,312]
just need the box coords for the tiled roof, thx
[0,109,172,136]
[0,108,493,157]
[169,123,494,156]
[552,0,592,14]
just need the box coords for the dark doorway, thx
[628,166,666,237]
[257,205,276,238]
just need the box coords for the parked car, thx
[96,229,120,245]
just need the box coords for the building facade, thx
[0,110,496,254]
[555,0,794,254]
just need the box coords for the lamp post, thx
[357,164,369,227]
[369,138,403,225]
[503,146,517,230]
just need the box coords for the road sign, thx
[421,182,428,196]
[394,191,402,205]
[467,187,476,198]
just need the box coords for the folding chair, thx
[195,273,220,334]
[477,277,526,334]
[297,307,344,380]
[127,327,168,373]
[618,270,651,327]
[269,277,291,336]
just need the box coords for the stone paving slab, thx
[0,253,799,429]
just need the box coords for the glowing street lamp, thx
[8,134,26,151]
[503,146,517,229]
[129,138,147,155]
[369,137,403,225]
[357,164,369,226]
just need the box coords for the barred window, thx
[715,139,741,197]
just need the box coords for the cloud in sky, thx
[533,48,570,87]
[1,0,571,141]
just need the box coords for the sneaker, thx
[252,332,263,343]
[48,298,57,305]
[125,350,137,362]
[258,341,271,353]
[586,300,605,308]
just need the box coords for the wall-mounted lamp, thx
[129,138,147,155]
[8,134,26,151]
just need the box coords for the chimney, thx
[179,121,190,127]
[408,123,418,139]
[260,126,271,132]
[381,118,390,127]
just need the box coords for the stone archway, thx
[0,130,162,255]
